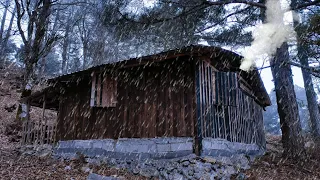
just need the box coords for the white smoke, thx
[240,0,296,71]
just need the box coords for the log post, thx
[26,100,31,144]
[40,93,46,145]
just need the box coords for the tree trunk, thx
[15,0,52,121]
[292,1,320,138]
[270,43,305,158]
[0,0,10,40]
[0,3,15,67]
[61,34,69,74]
[296,27,320,137]
[0,0,10,66]
[82,41,88,70]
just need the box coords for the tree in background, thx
[14,0,57,121]
[291,0,320,139]
[0,0,17,67]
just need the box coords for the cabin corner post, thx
[21,98,31,145]
[25,99,31,144]
[40,93,46,145]
[193,58,202,156]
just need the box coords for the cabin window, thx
[90,72,117,107]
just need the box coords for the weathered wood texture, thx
[196,60,265,147]
[56,58,196,141]
[21,121,57,145]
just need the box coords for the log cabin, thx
[22,45,271,159]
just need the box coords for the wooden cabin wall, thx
[56,58,196,141]
[196,60,265,147]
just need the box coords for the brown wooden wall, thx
[56,57,196,141]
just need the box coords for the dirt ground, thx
[243,135,320,180]
[0,134,150,180]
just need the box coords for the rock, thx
[39,151,51,158]
[225,165,236,174]
[204,166,211,172]
[236,173,248,180]
[187,169,194,176]
[230,154,250,170]
[4,103,16,112]
[160,170,169,179]
[153,170,160,177]
[305,140,315,148]
[81,166,92,173]
[132,168,139,175]
[215,156,233,166]
[173,173,184,180]
[199,173,211,180]
[87,173,120,180]
[180,154,197,162]
[64,166,72,171]
[203,156,217,164]
[166,165,175,172]
[209,173,217,180]
[182,161,190,167]
[23,150,34,156]
[139,168,157,178]
[193,172,202,179]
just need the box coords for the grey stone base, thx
[53,137,193,160]
[201,138,265,157]
[53,137,265,160]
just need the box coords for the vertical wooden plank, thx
[168,71,174,136]
[206,63,211,138]
[194,59,202,155]
[187,70,194,136]
[236,89,241,142]
[157,70,164,137]
[203,62,207,137]
[245,96,249,143]
[112,78,118,107]
[21,121,25,145]
[199,61,204,138]
[180,85,186,136]
[53,111,58,144]
[40,94,46,144]
[208,65,212,138]
[151,70,157,137]
[96,74,101,106]
[90,71,96,107]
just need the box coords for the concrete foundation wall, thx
[201,138,265,157]
[54,137,264,160]
[54,137,193,160]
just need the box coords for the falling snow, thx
[0,0,320,179]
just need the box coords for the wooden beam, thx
[26,100,31,144]
[41,93,46,145]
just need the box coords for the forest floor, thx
[243,135,320,180]
[0,67,320,179]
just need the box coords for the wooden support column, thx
[194,59,202,156]
[53,110,58,145]
[25,100,31,145]
[40,93,46,145]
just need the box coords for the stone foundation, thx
[53,137,193,160]
[201,138,265,157]
[53,137,265,160]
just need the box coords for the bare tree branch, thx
[204,0,265,8]
[294,0,320,10]
[289,61,320,78]
[14,0,27,45]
